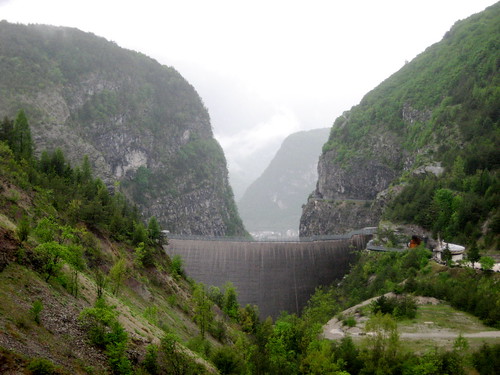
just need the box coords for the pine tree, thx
[12,110,33,161]
[148,216,161,242]
[0,116,14,146]
[467,243,481,264]
[442,244,453,266]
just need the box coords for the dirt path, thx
[400,331,500,339]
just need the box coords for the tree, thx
[0,116,14,146]
[132,222,148,245]
[479,256,495,271]
[157,333,202,375]
[193,283,214,339]
[32,241,67,281]
[361,313,401,374]
[223,282,239,320]
[109,258,127,295]
[148,216,161,242]
[12,109,33,161]
[207,285,223,308]
[467,243,481,264]
[211,346,246,375]
[239,304,260,334]
[81,155,93,183]
[299,339,343,375]
[473,343,500,375]
[266,316,300,375]
[94,269,108,299]
[432,189,455,237]
[442,244,453,266]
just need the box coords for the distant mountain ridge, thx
[238,128,329,233]
[300,3,499,245]
[0,21,245,236]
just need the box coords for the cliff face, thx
[0,22,245,236]
[238,128,329,233]
[300,3,500,236]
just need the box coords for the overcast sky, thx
[1,0,497,192]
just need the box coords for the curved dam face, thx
[165,234,370,319]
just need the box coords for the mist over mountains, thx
[238,128,330,236]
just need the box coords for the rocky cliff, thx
[0,21,245,236]
[300,3,500,236]
[238,128,329,234]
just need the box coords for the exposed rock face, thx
[300,127,409,235]
[0,22,245,236]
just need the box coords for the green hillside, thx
[0,21,245,236]
[301,3,500,249]
[1,114,499,375]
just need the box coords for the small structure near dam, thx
[164,230,372,319]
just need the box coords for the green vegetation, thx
[0,20,247,237]
[320,3,499,250]
[1,3,500,372]
[371,295,417,320]
[323,3,499,162]
[0,112,223,373]
[385,160,499,248]
[29,299,43,325]
[1,114,498,373]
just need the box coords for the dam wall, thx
[164,233,370,318]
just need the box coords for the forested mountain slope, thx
[0,21,245,236]
[1,119,499,374]
[300,3,500,249]
[238,128,329,234]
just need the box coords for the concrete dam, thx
[164,231,372,319]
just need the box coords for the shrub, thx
[473,343,500,375]
[79,299,131,373]
[479,256,494,271]
[142,344,158,374]
[32,242,67,281]
[170,255,184,279]
[186,336,212,359]
[156,333,204,374]
[30,300,43,325]
[27,357,56,374]
[211,346,245,375]
[342,316,357,327]
[16,215,30,242]
[79,298,119,347]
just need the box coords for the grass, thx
[398,303,498,333]
[397,303,500,353]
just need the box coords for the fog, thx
[1,0,497,196]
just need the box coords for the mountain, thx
[300,3,500,248]
[0,21,245,236]
[238,128,330,234]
